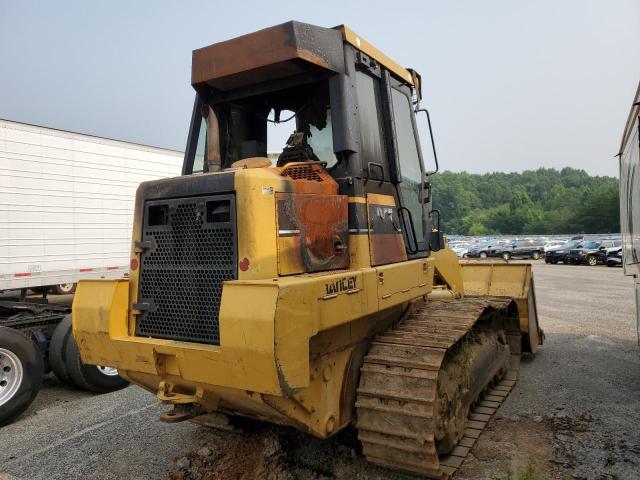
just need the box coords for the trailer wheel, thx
[53,283,76,295]
[49,316,74,385]
[0,327,44,426]
[64,332,129,393]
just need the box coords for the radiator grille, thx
[136,194,236,345]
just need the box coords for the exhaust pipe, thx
[203,105,221,172]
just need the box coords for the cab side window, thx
[192,117,207,174]
[183,97,208,175]
[355,71,387,178]
[391,88,424,241]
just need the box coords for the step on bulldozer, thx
[73,22,543,478]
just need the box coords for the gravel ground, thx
[1,263,638,480]
[458,264,640,480]
[0,378,195,480]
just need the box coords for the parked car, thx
[563,239,622,266]
[595,240,622,262]
[565,241,602,265]
[606,248,622,267]
[589,240,622,264]
[543,240,567,252]
[465,242,504,259]
[450,243,470,257]
[545,240,581,264]
[565,240,622,266]
[502,239,546,260]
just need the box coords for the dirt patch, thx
[456,416,562,480]
[170,425,292,480]
[458,411,638,480]
[170,409,639,480]
[171,417,565,480]
[170,422,414,480]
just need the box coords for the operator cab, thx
[182,21,441,258]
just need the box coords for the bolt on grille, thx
[135,194,237,345]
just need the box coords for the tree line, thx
[430,167,620,235]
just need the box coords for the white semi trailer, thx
[618,82,640,344]
[0,119,183,425]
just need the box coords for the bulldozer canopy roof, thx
[192,21,416,94]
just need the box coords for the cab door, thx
[352,62,407,266]
[349,53,433,307]
[387,79,429,256]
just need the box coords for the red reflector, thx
[14,273,31,277]
[79,268,93,272]
[239,257,250,272]
[130,258,139,270]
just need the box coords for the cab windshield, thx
[187,80,337,173]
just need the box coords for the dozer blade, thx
[460,262,544,353]
[356,297,521,479]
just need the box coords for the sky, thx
[1,1,638,176]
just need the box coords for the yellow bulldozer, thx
[72,22,543,478]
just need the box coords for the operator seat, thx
[276,132,320,167]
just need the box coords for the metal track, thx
[356,297,521,479]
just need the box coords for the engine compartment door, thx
[276,193,349,275]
